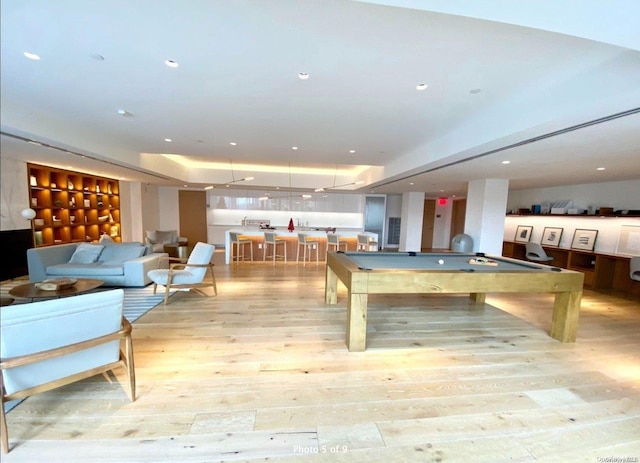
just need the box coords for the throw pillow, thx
[99,234,115,245]
[98,244,145,265]
[68,243,105,264]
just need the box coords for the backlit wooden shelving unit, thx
[28,163,121,247]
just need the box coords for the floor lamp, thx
[21,207,37,247]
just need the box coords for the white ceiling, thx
[1,0,639,198]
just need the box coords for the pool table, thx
[325,251,584,351]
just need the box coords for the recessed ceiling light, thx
[229,142,237,146]
[502,160,511,164]
[164,138,172,142]
[24,51,41,60]
[165,59,179,68]
[298,72,309,80]
[470,88,482,94]
[597,167,606,171]
[349,150,356,154]
[409,182,414,185]
[292,146,298,150]
[416,83,428,91]
[117,109,132,117]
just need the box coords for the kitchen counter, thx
[224,229,378,264]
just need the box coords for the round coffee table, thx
[9,278,104,301]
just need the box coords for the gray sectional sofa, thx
[27,242,168,287]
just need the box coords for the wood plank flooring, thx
[3,250,640,461]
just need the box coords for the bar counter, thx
[224,229,378,264]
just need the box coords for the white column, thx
[399,192,425,252]
[465,179,509,255]
[122,181,144,242]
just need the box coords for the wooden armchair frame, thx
[153,256,218,305]
[1,316,135,453]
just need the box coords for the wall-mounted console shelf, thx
[28,163,121,247]
[503,241,639,297]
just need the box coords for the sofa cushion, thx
[98,244,146,265]
[46,263,124,276]
[68,244,104,264]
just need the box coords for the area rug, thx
[0,280,174,322]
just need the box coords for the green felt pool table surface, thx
[343,252,550,272]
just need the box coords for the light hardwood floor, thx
[3,250,640,462]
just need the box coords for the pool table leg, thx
[346,293,368,352]
[325,265,338,304]
[469,292,486,304]
[550,290,582,342]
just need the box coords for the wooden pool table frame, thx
[325,252,585,352]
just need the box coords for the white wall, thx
[507,180,640,212]
[0,157,30,231]
[432,199,453,249]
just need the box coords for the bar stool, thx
[357,233,378,252]
[229,231,253,263]
[263,232,287,265]
[326,233,347,260]
[297,233,319,267]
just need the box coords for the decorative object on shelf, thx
[542,227,563,247]
[615,225,640,256]
[34,219,45,227]
[68,179,74,190]
[51,183,56,189]
[288,218,295,232]
[571,229,598,251]
[514,225,533,243]
[96,184,100,193]
[54,199,62,207]
[30,175,37,186]
[35,278,78,291]
[98,215,110,222]
[31,197,37,207]
[34,231,43,245]
[84,199,91,207]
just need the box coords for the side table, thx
[164,243,189,259]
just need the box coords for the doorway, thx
[421,199,435,251]
[179,190,208,249]
[364,195,385,250]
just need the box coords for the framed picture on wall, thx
[541,227,563,247]
[571,229,598,251]
[514,225,533,243]
[615,225,640,256]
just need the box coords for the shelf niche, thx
[27,163,121,247]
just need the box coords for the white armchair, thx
[0,289,135,453]
[144,229,187,253]
[147,242,217,304]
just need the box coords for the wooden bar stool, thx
[229,232,253,263]
[357,233,378,252]
[296,233,319,267]
[326,233,347,260]
[263,232,287,265]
